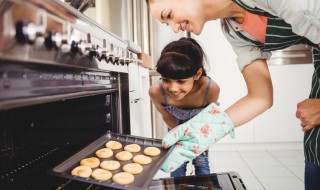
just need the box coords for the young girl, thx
[149,37,220,177]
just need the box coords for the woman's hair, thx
[156,37,208,79]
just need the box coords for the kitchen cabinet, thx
[129,66,152,138]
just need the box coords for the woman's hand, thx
[296,99,320,132]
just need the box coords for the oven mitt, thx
[161,102,235,172]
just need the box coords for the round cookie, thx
[91,168,112,181]
[100,160,121,171]
[143,147,161,157]
[124,144,141,153]
[96,148,113,158]
[115,151,133,161]
[71,165,92,178]
[123,163,143,174]
[133,154,152,165]
[112,172,134,185]
[106,140,122,150]
[80,157,100,168]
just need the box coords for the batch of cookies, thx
[71,140,161,185]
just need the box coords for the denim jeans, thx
[305,161,320,190]
[170,151,210,177]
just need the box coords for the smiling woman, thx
[146,0,320,189]
[146,0,208,34]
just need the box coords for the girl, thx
[146,0,320,189]
[149,37,220,177]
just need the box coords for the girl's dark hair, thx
[156,37,208,79]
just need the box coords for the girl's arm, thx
[207,80,220,104]
[149,84,178,129]
[225,59,273,127]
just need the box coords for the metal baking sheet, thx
[48,132,174,190]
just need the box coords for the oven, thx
[0,0,133,189]
[0,1,247,189]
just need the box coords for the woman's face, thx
[149,0,207,35]
[161,77,195,101]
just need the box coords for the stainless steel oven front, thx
[0,0,136,189]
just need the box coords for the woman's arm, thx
[149,83,178,129]
[225,59,273,127]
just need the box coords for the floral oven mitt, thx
[161,102,235,172]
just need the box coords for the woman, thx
[146,0,320,189]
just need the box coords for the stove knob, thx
[119,49,125,66]
[106,43,115,64]
[125,51,130,65]
[15,21,37,44]
[98,39,107,61]
[113,47,120,65]
[44,31,62,50]
[89,45,100,58]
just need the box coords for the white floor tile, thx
[242,156,282,166]
[238,150,271,158]
[276,156,305,166]
[241,177,265,190]
[259,177,304,190]
[287,166,304,181]
[210,155,247,166]
[297,149,304,156]
[249,166,295,178]
[209,150,240,159]
[268,150,304,158]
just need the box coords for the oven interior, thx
[0,93,123,190]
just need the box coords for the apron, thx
[230,0,320,166]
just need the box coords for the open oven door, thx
[149,172,247,190]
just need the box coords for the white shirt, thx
[221,0,320,71]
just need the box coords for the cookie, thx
[100,160,121,171]
[122,163,143,174]
[91,168,112,181]
[115,151,133,161]
[112,172,134,185]
[71,165,92,178]
[124,144,141,153]
[133,154,152,165]
[80,157,100,168]
[143,147,161,156]
[106,140,122,150]
[96,148,113,158]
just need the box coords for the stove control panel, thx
[0,0,140,73]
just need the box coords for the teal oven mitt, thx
[161,102,235,172]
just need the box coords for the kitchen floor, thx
[154,143,305,190]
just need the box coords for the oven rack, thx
[0,144,91,189]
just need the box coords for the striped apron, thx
[231,0,320,166]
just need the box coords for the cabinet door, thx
[253,64,313,142]
[129,61,140,100]
[129,99,141,136]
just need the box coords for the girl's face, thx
[149,0,207,35]
[161,77,195,101]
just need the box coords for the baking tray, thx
[48,132,174,190]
